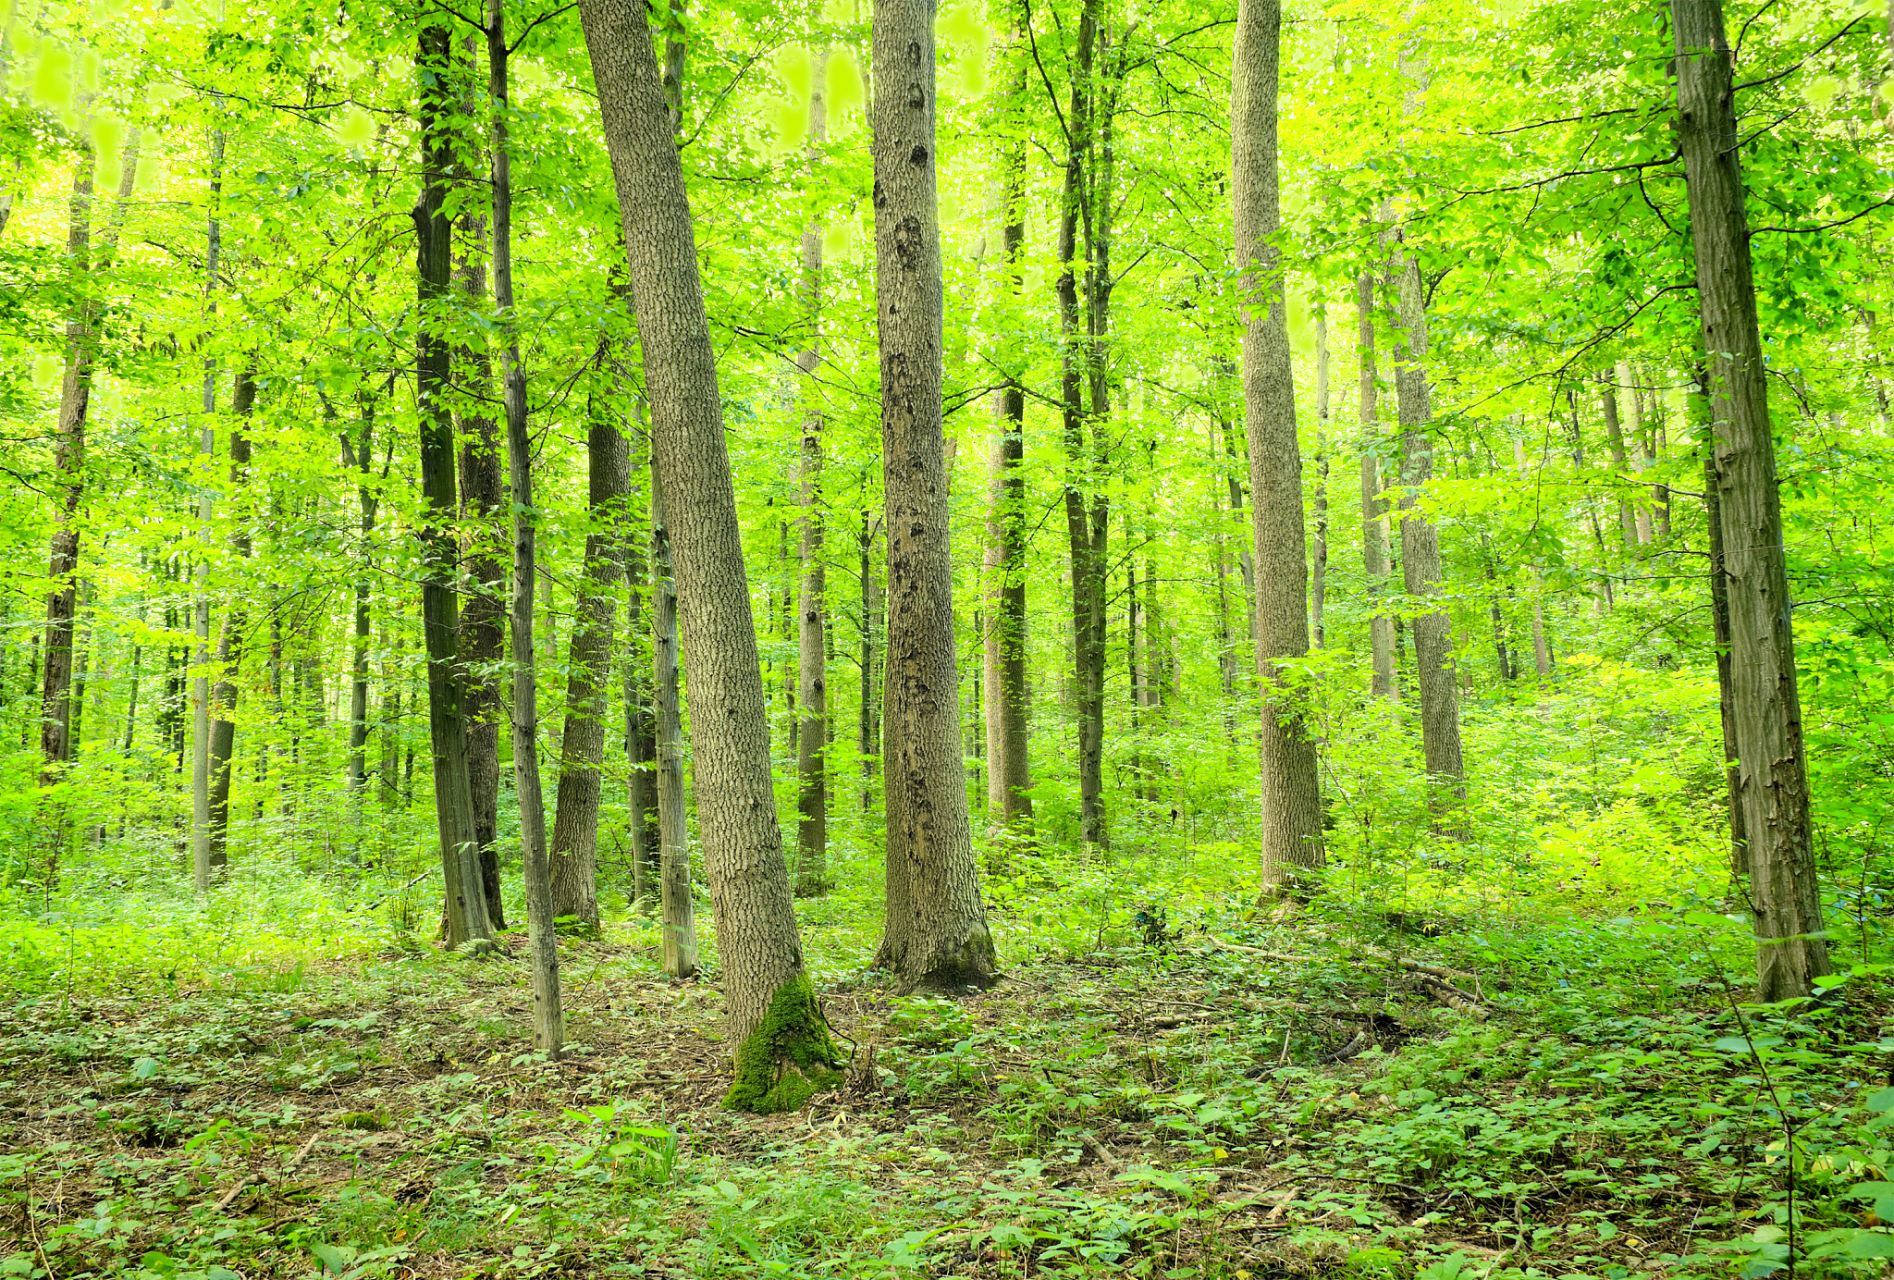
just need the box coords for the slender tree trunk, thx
[649,463,698,976]
[489,0,562,1056]
[1702,391,1749,882]
[1356,271,1397,705]
[1312,303,1329,648]
[869,0,997,992]
[795,53,830,897]
[1233,0,1324,888]
[455,209,509,930]
[582,0,831,1088]
[206,366,257,868]
[1601,376,1637,547]
[415,19,496,953]
[983,130,1031,833]
[1674,0,1829,1001]
[1391,244,1466,820]
[549,409,629,930]
[1620,361,1655,545]
[621,401,660,905]
[343,390,380,801]
[859,510,882,819]
[191,130,223,892]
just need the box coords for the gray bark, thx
[795,53,830,896]
[1356,272,1396,705]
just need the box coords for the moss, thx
[723,975,844,1114]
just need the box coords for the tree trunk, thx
[1701,387,1749,883]
[795,53,830,897]
[1391,247,1466,821]
[489,0,563,1057]
[191,130,224,892]
[1312,303,1329,649]
[549,411,630,930]
[859,510,882,819]
[1233,0,1324,889]
[582,0,833,1096]
[870,0,997,993]
[982,131,1031,833]
[650,462,698,977]
[1619,361,1655,545]
[621,403,660,906]
[1673,0,1829,1002]
[455,209,509,930]
[1356,271,1397,705]
[344,389,380,800]
[1600,376,1637,547]
[416,19,497,954]
[207,366,257,868]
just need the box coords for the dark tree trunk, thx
[207,366,258,868]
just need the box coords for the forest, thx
[3,0,1894,1274]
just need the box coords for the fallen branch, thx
[214,1133,320,1212]
[1204,937,1313,963]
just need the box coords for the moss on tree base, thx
[723,975,844,1114]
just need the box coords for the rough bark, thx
[1356,271,1396,705]
[869,0,997,993]
[549,415,629,930]
[1391,247,1466,819]
[582,0,817,1053]
[489,0,563,1055]
[795,53,830,897]
[1702,395,1749,882]
[650,464,698,977]
[1673,0,1829,1001]
[620,404,660,905]
[415,18,497,953]
[1233,0,1324,889]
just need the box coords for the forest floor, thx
[1,903,1889,1280]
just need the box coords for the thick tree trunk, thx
[549,415,629,930]
[455,215,509,930]
[1233,0,1324,889]
[1673,0,1829,1002]
[206,367,257,868]
[1391,247,1466,821]
[583,0,830,1089]
[795,54,830,897]
[1356,272,1397,705]
[650,464,698,976]
[416,19,496,954]
[489,0,563,1056]
[870,0,997,993]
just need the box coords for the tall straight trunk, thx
[1569,389,1613,613]
[489,0,563,1057]
[1208,420,1239,704]
[1056,0,1107,851]
[549,413,629,930]
[1356,271,1396,704]
[191,130,223,892]
[983,129,1031,832]
[859,510,882,818]
[1703,398,1749,881]
[1391,247,1466,817]
[343,390,380,799]
[621,401,660,905]
[455,208,509,929]
[650,463,698,976]
[870,0,997,993]
[1674,0,1827,999]
[1600,376,1637,546]
[583,0,829,1085]
[794,53,829,897]
[1311,303,1329,648]
[206,366,257,867]
[1233,0,1324,888]
[1620,361,1655,544]
[415,19,496,953]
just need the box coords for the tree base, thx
[894,926,999,996]
[723,976,844,1114]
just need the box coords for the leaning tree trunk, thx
[869,0,997,993]
[1356,271,1397,705]
[983,116,1032,834]
[1232,0,1324,890]
[206,366,258,868]
[1673,0,1829,1002]
[416,18,496,953]
[582,0,835,1107]
[489,0,563,1058]
[549,413,630,931]
[794,53,830,897]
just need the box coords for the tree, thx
[205,366,256,867]
[1355,271,1396,705]
[867,0,998,994]
[1232,0,1323,889]
[794,51,829,898]
[580,0,837,1104]
[1671,0,1830,1003]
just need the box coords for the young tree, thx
[581,0,837,1103]
[794,51,829,898]
[205,368,257,867]
[1355,271,1396,704]
[870,0,997,992]
[1232,0,1323,889]
[1672,0,1830,1001]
